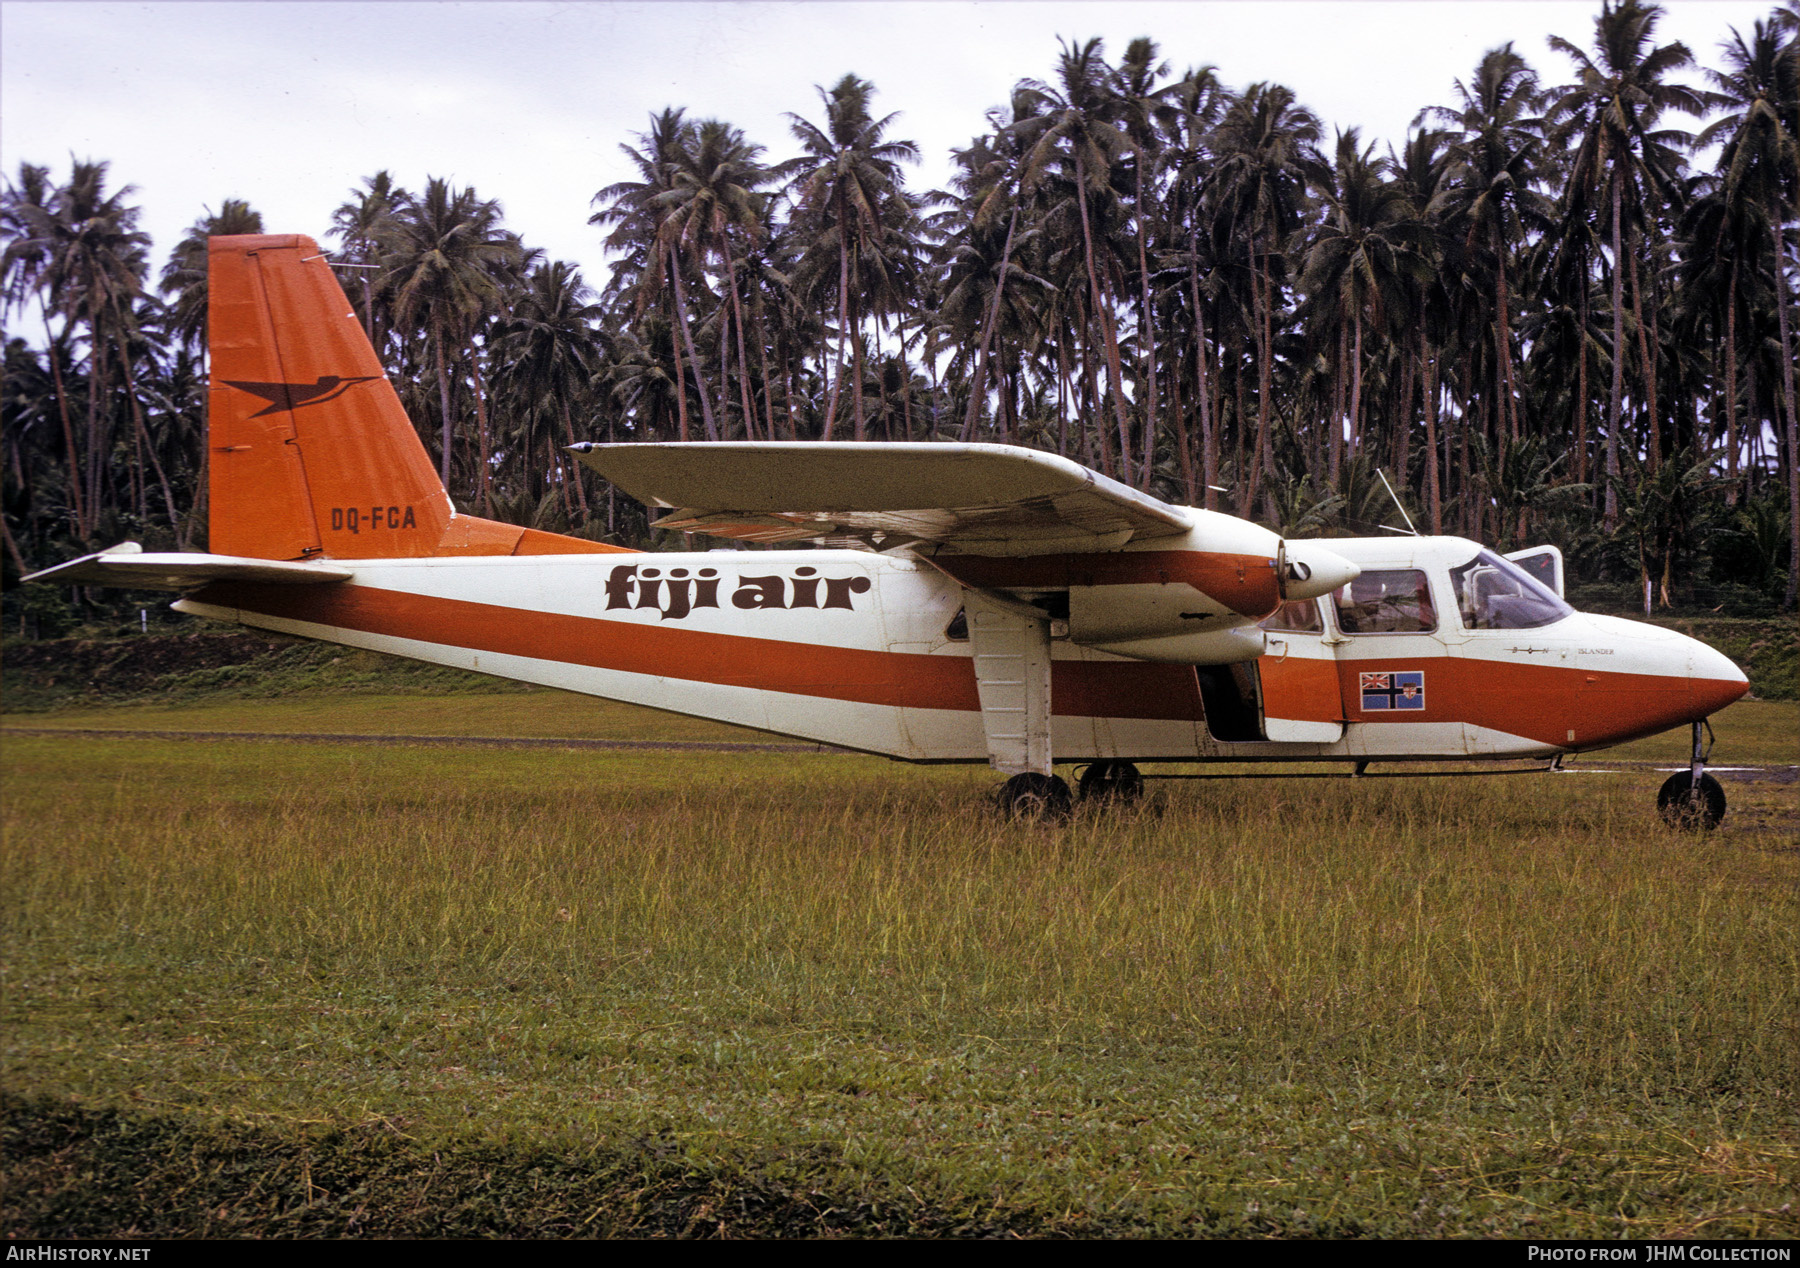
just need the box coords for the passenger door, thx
[1258,598,1345,742]
[1329,568,1463,755]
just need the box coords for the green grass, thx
[1,690,791,746]
[4,703,1797,1238]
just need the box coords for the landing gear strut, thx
[1657,720,1726,830]
[996,772,1073,820]
[1076,760,1145,805]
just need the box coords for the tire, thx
[1076,760,1145,805]
[996,772,1073,821]
[1656,770,1727,831]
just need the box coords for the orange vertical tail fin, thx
[206,234,628,560]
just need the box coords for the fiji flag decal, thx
[1360,670,1425,711]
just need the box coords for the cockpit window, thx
[1333,570,1437,634]
[1450,550,1573,630]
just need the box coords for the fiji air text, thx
[603,564,872,620]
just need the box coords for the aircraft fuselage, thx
[174,533,1745,766]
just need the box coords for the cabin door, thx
[1257,599,1345,742]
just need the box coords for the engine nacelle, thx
[1078,624,1267,665]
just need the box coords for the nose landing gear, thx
[1658,720,1726,830]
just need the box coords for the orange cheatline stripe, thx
[1329,656,1745,748]
[193,582,1211,722]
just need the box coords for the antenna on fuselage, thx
[1376,468,1418,536]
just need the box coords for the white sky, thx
[0,0,1776,295]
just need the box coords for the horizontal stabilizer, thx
[24,544,353,592]
[571,442,1194,555]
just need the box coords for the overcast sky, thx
[0,0,1777,295]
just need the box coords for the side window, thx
[1333,570,1437,634]
[1260,599,1323,633]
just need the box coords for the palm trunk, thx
[44,314,87,538]
[960,205,1019,441]
[1188,245,1217,510]
[669,298,691,443]
[1331,318,1346,484]
[1604,176,1624,530]
[822,193,851,441]
[1629,243,1659,470]
[723,251,758,442]
[1075,153,1134,486]
[470,350,493,517]
[1135,154,1158,490]
[1244,250,1276,517]
[1772,211,1800,608]
[110,303,185,549]
[559,399,590,519]
[1494,220,1520,442]
[435,327,454,490]
[1724,257,1739,505]
[668,244,718,442]
[1576,275,1591,488]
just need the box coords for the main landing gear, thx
[1657,720,1726,831]
[1076,760,1146,805]
[995,761,1145,820]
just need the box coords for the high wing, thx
[571,442,1195,556]
[24,544,353,592]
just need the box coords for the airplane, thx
[26,234,1751,827]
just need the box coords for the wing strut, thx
[964,590,1053,776]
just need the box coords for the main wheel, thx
[996,773,1073,821]
[1076,760,1145,805]
[1657,770,1727,831]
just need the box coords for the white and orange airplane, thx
[28,234,1750,824]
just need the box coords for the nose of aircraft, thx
[1683,629,1751,717]
[1281,541,1360,602]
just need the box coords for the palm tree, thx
[1208,81,1325,516]
[379,178,524,500]
[1391,126,1456,532]
[331,172,402,343]
[665,119,775,439]
[1112,36,1173,486]
[158,198,264,357]
[1548,0,1715,524]
[29,161,153,540]
[1299,130,1427,484]
[1697,17,1800,605]
[1159,65,1230,506]
[1014,39,1137,481]
[491,260,604,522]
[784,75,921,442]
[1426,45,1553,446]
[593,108,717,442]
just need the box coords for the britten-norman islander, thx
[28,235,1749,825]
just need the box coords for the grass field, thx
[3,691,1796,1238]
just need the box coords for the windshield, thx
[1449,550,1573,630]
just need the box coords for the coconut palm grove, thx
[3,1,1797,634]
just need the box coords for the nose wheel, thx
[1658,720,1726,830]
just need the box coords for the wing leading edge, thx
[570,442,1195,556]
